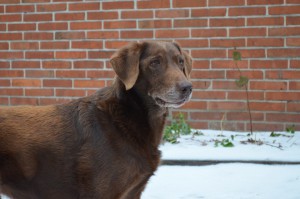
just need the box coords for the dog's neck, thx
[113,78,168,147]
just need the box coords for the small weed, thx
[163,113,191,144]
[286,125,296,134]
[214,139,234,147]
[270,132,281,137]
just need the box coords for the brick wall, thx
[0,0,299,131]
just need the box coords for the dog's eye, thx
[150,59,160,67]
[179,59,184,65]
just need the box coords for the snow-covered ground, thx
[142,130,300,199]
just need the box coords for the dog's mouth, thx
[154,96,190,108]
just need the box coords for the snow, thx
[142,164,300,199]
[1,130,300,199]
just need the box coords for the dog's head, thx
[110,41,192,108]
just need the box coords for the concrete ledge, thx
[161,159,300,166]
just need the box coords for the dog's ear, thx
[172,42,192,78]
[110,42,142,90]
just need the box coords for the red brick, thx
[0,52,23,59]
[6,5,35,13]
[55,13,85,21]
[22,0,50,3]
[69,2,100,11]
[173,0,206,7]
[39,22,68,30]
[88,11,118,20]
[286,16,300,25]
[211,60,248,69]
[0,61,10,68]
[227,91,264,100]
[138,20,172,29]
[193,91,226,99]
[24,14,52,22]
[0,70,24,78]
[248,38,284,47]
[266,113,299,123]
[208,0,245,6]
[230,28,266,37]
[37,4,67,12]
[287,38,300,46]
[0,24,5,31]
[247,17,284,26]
[43,79,72,87]
[269,27,300,36]
[55,32,85,40]
[39,98,71,106]
[0,88,23,96]
[192,49,227,59]
[12,79,41,87]
[72,41,103,49]
[250,81,287,90]
[56,70,86,78]
[227,112,264,121]
[105,41,130,49]
[287,102,300,112]
[0,0,19,4]
[156,9,189,18]
[213,81,243,90]
[191,60,210,69]
[208,101,246,111]
[266,71,300,79]
[74,61,104,69]
[267,48,300,58]
[56,89,86,97]
[291,60,300,69]
[0,6,3,13]
[104,21,136,29]
[26,70,54,78]
[0,33,22,40]
[269,5,300,15]
[43,61,71,69]
[103,1,133,9]
[191,8,226,17]
[137,0,170,9]
[25,52,54,59]
[191,29,227,38]
[192,80,211,89]
[0,14,22,22]
[121,11,153,19]
[12,61,40,69]
[226,70,263,79]
[174,19,207,27]
[87,31,119,39]
[210,39,246,47]
[176,39,208,48]
[290,82,300,90]
[180,101,207,110]
[190,112,224,120]
[0,42,9,50]
[229,7,266,16]
[70,22,102,30]
[10,98,39,106]
[247,0,284,5]
[86,70,115,79]
[88,51,114,59]
[41,41,69,49]
[8,23,36,31]
[25,32,53,40]
[74,80,105,88]
[121,30,153,39]
[56,51,86,59]
[228,49,266,58]
[156,29,189,38]
[250,60,288,69]
[25,89,54,96]
[11,42,39,50]
[191,70,225,79]
[266,92,300,100]
[0,80,10,86]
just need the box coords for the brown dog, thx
[0,41,192,199]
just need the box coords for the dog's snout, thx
[179,82,192,96]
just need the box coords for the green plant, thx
[286,125,296,134]
[163,113,191,144]
[233,48,253,135]
[214,139,234,147]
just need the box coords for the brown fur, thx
[0,41,192,199]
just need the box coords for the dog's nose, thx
[179,82,192,96]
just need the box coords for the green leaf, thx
[235,76,249,88]
[233,51,242,61]
[286,125,296,134]
[270,131,281,137]
[221,139,234,147]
